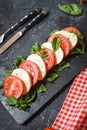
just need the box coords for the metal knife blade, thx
[0,10,49,54]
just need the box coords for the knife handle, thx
[22,10,49,33]
[5,8,41,36]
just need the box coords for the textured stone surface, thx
[0,0,87,129]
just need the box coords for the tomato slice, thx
[57,34,71,56]
[43,48,56,71]
[47,33,71,57]
[80,0,87,2]
[19,60,42,86]
[63,27,82,35]
[4,75,24,99]
[44,126,55,130]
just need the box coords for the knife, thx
[0,8,41,44]
[0,10,49,54]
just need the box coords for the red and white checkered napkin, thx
[52,67,87,130]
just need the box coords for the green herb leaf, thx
[58,3,83,16]
[15,55,25,68]
[5,70,12,77]
[0,81,4,88]
[39,50,48,58]
[52,37,60,51]
[70,34,86,54]
[70,48,84,54]
[7,96,18,106]
[6,90,37,110]
[36,83,47,93]
[53,61,70,72]
[46,73,59,82]
[26,90,37,103]
[30,42,41,54]
[50,29,59,36]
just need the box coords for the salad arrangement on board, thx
[0,26,86,110]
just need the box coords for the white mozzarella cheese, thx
[41,42,64,64]
[12,68,32,93]
[55,30,78,49]
[27,54,46,80]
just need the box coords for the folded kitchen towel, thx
[52,67,87,130]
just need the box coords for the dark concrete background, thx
[0,0,87,129]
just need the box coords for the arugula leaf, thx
[15,55,25,68]
[50,29,59,36]
[58,3,83,16]
[52,37,60,51]
[30,42,41,54]
[46,73,59,82]
[53,61,70,72]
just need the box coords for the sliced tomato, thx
[63,27,82,35]
[47,33,71,57]
[43,48,56,71]
[80,0,87,2]
[4,75,24,99]
[57,34,71,56]
[44,126,55,130]
[19,60,42,86]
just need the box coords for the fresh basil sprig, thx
[30,42,41,54]
[31,42,48,58]
[58,3,83,16]
[52,37,60,51]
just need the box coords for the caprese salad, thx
[1,27,86,110]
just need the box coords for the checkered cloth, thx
[52,67,87,130]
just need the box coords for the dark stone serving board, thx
[0,0,87,124]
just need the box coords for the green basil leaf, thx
[15,55,25,68]
[50,29,59,36]
[70,48,84,54]
[79,38,86,52]
[0,81,4,88]
[39,50,48,58]
[58,3,83,15]
[46,73,59,82]
[53,61,70,72]
[70,34,86,55]
[7,96,18,106]
[30,42,41,54]
[36,83,47,93]
[25,90,37,104]
[52,37,60,51]
[5,70,12,77]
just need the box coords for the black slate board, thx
[0,0,87,124]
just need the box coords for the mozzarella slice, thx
[55,30,78,49]
[41,42,64,64]
[27,54,46,80]
[12,68,32,94]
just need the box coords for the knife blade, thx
[0,10,49,54]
